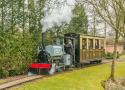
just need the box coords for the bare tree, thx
[81,0,125,81]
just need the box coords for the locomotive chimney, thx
[42,33,45,50]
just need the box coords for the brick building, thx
[105,44,124,54]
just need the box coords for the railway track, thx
[0,75,44,90]
[0,59,124,90]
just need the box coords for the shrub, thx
[105,52,114,59]
[0,70,9,78]
[0,31,41,78]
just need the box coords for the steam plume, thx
[41,0,76,33]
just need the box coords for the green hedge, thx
[0,31,41,78]
[105,52,114,59]
[105,52,120,59]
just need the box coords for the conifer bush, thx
[0,31,41,78]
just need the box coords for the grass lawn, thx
[120,54,125,59]
[11,61,125,90]
[0,80,8,85]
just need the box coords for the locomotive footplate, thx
[28,63,51,75]
[30,63,51,69]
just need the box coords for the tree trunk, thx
[93,11,96,36]
[1,0,4,31]
[11,0,14,34]
[23,0,25,37]
[104,22,106,37]
[110,30,118,81]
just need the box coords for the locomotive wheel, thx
[80,63,84,68]
[90,61,93,64]
[75,63,81,68]
[98,60,102,63]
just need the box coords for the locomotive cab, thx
[64,33,80,66]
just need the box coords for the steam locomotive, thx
[29,33,105,75]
